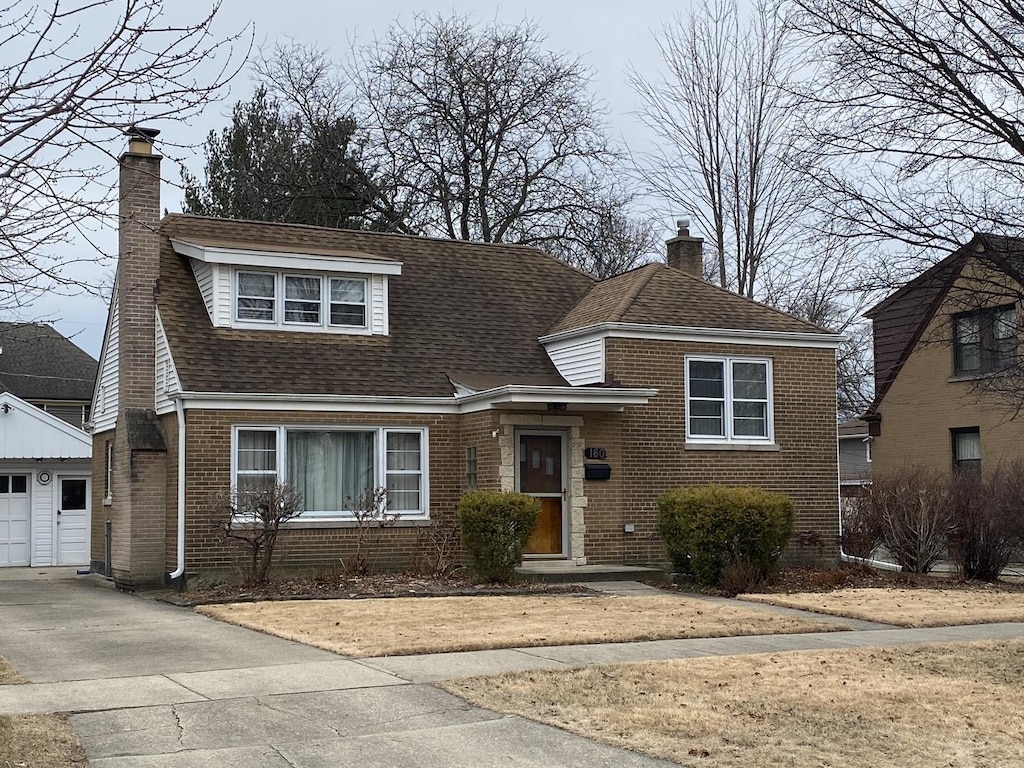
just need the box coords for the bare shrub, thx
[860,467,954,573]
[840,496,881,559]
[718,560,765,596]
[341,487,399,577]
[949,463,1024,581]
[213,483,303,585]
[415,510,463,578]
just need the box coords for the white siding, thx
[190,258,215,322]
[154,312,182,415]
[0,396,92,460]
[545,337,605,385]
[31,474,53,566]
[215,264,232,327]
[372,275,388,335]
[91,292,119,432]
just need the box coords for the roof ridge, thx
[663,266,831,334]
[609,263,660,323]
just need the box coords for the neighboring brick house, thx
[864,234,1023,475]
[0,323,96,567]
[91,129,842,589]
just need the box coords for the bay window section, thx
[686,356,773,443]
[232,426,427,520]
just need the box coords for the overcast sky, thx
[43,0,694,357]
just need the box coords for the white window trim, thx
[684,355,774,445]
[232,270,371,335]
[283,273,323,327]
[328,276,368,329]
[230,425,429,521]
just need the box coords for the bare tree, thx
[790,0,1024,260]
[631,0,810,297]
[0,0,248,310]
[348,14,653,274]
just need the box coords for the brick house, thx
[863,234,1023,475]
[0,323,96,567]
[90,129,842,589]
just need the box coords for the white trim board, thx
[540,322,844,350]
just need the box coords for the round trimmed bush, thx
[458,490,541,583]
[657,484,795,587]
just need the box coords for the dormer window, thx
[237,272,275,322]
[330,278,366,326]
[285,275,322,324]
[232,271,372,332]
[173,237,399,336]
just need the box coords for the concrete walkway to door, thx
[0,572,672,767]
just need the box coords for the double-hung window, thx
[330,278,366,327]
[236,272,276,322]
[233,426,427,519]
[951,427,981,474]
[284,276,322,324]
[686,356,773,443]
[234,271,369,331]
[954,305,1016,376]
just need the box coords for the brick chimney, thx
[117,125,161,410]
[108,126,168,590]
[666,218,704,277]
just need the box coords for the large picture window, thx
[233,426,427,519]
[954,305,1016,376]
[685,356,773,442]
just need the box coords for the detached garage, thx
[0,392,91,567]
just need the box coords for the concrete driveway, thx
[0,572,672,767]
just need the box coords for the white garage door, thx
[0,474,30,567]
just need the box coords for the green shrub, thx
[657,485,796,586]
[458,490,541,583]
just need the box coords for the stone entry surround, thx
[497,413,587,565]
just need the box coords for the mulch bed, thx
[163,572,594,607]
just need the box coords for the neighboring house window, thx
[234,271,369,331]
[952,427,981,474]
[104,440,114,500]
[233,426,427,518]
[953,305,1016,376]
[686,356,773,442]
[465,446,478,490]
[237,272,276,322]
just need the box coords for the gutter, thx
[168,396,186,583]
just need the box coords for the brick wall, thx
[873,274,1024,474]
[605,338,840,567]
[177,409,462,579]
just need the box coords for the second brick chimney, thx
[666,219,704,277]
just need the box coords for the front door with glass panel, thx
[57,477,89,565]
[518,433,566,557]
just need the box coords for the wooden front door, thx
[518,433,565,556]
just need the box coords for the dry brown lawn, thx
[741,587,1024,627]
[197,594,844,657]
[0,656,88,768]
[443,639,1024,768]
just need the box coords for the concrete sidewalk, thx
[2,573,1023,767]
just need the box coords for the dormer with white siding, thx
[170,237,401,336]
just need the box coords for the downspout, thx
[169,396,186,582]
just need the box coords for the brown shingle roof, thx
[158,216,595,397]
[548,263,828,335]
